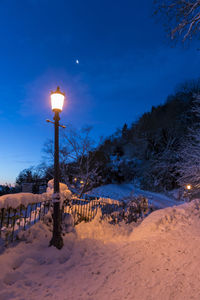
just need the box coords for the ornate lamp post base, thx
[49,202,63,249]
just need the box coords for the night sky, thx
[1,0,200,184]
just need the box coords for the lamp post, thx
[186,184,192,191]
[184,184,192,202]
[49,86,65,249]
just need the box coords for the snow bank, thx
[76,209,135,243]
[76,198,200,244]
[88,183,183,208]
[0,180,72,209]
[131,199,200,240]
[1,200,200,299]
[87,183,134,200]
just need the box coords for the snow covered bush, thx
[109,193,150,224]
[125,195,149,223]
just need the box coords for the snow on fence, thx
[64,197,122,225]
[0,200,52,244]
[0,192,123,244]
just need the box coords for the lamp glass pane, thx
[51,93,65,111]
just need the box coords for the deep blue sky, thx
[1,0,200,185]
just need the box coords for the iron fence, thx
[63,198,123,224]
[0,200,51,243]
[0,196,123,244]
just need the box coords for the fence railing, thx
[63,197,123,224]
[0,200,52,243]
[0,196,123,244]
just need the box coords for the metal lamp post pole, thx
[49,110,64,249]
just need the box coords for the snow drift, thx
[0,200,200,299]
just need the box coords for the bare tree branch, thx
[154,0,200,41]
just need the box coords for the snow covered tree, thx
[137,128,180,191]
[146,135,179,190]
[154,0,200,41]
[177,95,200,192]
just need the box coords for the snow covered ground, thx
[0,200,200,300]
[88,183,184,208]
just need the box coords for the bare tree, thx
[154,0,200,41]
[62,125,103,197]
[43,125,103,197]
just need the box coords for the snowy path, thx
[0,201,200,300]
[88,183,183,208]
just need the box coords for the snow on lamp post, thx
[49,86,65,249]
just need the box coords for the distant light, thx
[186,184,192,190]
[80,180,84,184]
[76,59,79,64]
[50,86,65,112]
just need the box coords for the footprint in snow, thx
[3,271,25,285]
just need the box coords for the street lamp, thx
[186,184,192,190]
[49,86,65,249]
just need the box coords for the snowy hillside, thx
[0,200,200,299]
[87,183,183,208]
